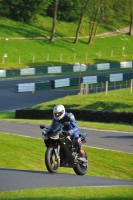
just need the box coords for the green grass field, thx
[0,35,132,69]
[1,187,133,200]
[0,15,128,39]
[32,88,133,113]
[0,16,132,69]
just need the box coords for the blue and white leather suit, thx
[55,112,82,147]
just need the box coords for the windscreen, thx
[47,119,62,136]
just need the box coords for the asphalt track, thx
[0,75,133,191]
[1,168,133,191]
[0,70,132,111]
[0,75,78,111]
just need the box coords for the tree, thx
[0,0,51,22]
[129,0,133,35]
[50,0,58,42]
[47,0,83,22]
[0,0,10,17]
[87,0,105,45]
[74,0,90,44]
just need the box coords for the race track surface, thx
[0,122,133,153]
[0,168,133,191]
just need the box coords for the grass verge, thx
[0,187,133,200]
[0,132,133,179]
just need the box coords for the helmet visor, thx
[54,111,63,118]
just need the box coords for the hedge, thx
[15,109,133,124]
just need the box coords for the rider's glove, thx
[62,131,68,136]
[68,130,74,135]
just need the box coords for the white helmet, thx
[53,104,65,120]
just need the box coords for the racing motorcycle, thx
[40,119,88,175]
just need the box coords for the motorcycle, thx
[40,119,88,175]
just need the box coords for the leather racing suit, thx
[55,112,82,147]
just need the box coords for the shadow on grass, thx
[27,61,73,67]
[93,57,133,64]
[48,102,133,113]
[0,24,50,38]
[83,101,133,112]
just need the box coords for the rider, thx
[53,104,85,156]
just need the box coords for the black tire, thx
[45,147,60,173]
[73,152,88,175]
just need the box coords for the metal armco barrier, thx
[15,71,133,92]
[15,81,52,92]
[0,61,133,77]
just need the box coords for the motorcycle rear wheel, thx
[73,152,88,175]
[45,147,60,173]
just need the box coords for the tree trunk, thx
[74,0,90,44]
[88,23,99,45]
[74,14,84,44]
[129,14,133,35]
[87,0,103,45]
[129,0,133,36]
[50,0,58,42]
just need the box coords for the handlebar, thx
[40,124,46,129]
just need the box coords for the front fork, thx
[54,145,60,164]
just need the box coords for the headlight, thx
[50,134,59,140]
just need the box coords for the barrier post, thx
[86,52,88,59]
[47,54,49,61]
[32,54,35,63]
[18,56,21,64]
[60,53,62,61]
[130,79,133,94]
[84,84,86,94]
[2,56,4,64]
[105,81,108,95]
[80,83,84,95]
[86,83,89,95]
[74,53,76,60]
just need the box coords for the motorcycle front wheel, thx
[45,147,60,173]
[73,152,88,176]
